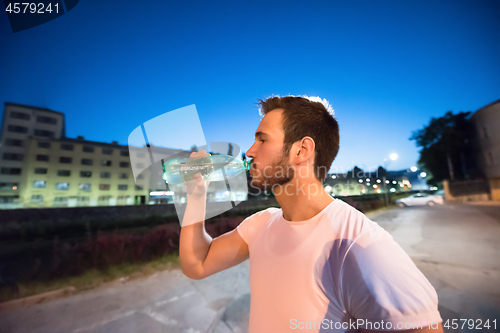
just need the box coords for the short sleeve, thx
[340,228,442,329]
[236,208,280,246]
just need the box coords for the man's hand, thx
[185,149,211,199]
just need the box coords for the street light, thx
[410,166,417,172]
[420,172,427,178]
[383,153,398,206]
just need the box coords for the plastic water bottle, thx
[162,154,251,185]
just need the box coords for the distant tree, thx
[346,166,364,179]
[410,111,481,184]
[377,166,388,179]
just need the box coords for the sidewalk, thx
[461,200,500,206]
[0,261,251,333]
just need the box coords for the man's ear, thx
[292,137,315,164]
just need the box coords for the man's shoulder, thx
[245,206,281,222]
[236,206,281,245]
[326,199,388,242]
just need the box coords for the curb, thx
[0,286,76,313]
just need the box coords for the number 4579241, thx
[443,319,496,330]
[5,3,59,14]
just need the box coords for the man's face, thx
[246,109,295,191]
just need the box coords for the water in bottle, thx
[162,154,251,185]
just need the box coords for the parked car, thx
[396,192,444,207]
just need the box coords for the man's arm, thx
[180,220,249,280]
[179,150,249,280]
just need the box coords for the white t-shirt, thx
[236,199,442,332]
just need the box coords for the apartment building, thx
[472,99,500,201]
[0,103,153,208]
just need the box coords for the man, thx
[179,96,443,332]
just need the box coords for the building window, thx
[33,180,47,188]
[119,173,128,179]
[36,154,49,162]
[102,148,113,155]
[37,116,57,124]
[1,167,21,175]
[57,170,71,177]
[38,141,51,148]
[8,125,28,134]
[5,138,23,147]
[61,143,74,151]
[31,195,43,203]
[55,183,70,191]
[3,153,24,161]
[99,184,111,190]
[135,185,143,190]
[54,196,68,204]
[100,172,111,178]
[59,157,72,164]
[34,129,55,138]
[34,168,48,174]
[80,158,92,166]
[98,195,111,202]
[0,196,18,203]
[0,182,19,190]
[120,162,129,168]
[83,146,94,153]
[120,150,129,156]
[79,183,91,192]
[80,171,92,178]
[137,152,146,158]
[101,160,112,167]
[136,163,144,168]
[118,185,128,190]
[77,196,90,203]
[117,196,129,204]
[10,111,30,120]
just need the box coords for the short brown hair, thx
[258,96,340,181]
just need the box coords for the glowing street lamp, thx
[420,172,427,178]
[384,153,398,206]
[411,166,417,172]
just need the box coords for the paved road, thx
[369,203,500,332]
[1,202,499,332]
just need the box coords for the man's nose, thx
[246,143,256,159]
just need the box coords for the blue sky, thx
[1,0,499,173]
